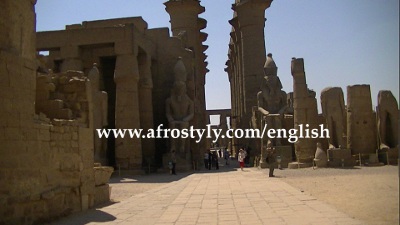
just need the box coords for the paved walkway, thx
[51,164,363,225]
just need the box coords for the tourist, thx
[208,150,213,170]
[224,148,230,165]
[213,151,219,170]
[171,150,177,175]
[204,150,209,169]
[238,148,246,171]
[265,141,276,177]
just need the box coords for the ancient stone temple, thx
[36,0,208,171]
[0,1,115,223]
[226,0,273,156]
[1,0,210,223]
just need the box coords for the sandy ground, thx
[275,165,399,225]
[109,163,399,225]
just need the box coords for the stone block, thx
[94,184,111,206]
[94,166,114,186]
[327,148,355,167]
[377,147,399,165]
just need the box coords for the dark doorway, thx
[100,57,116,167]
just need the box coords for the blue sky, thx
[36,0,399,124]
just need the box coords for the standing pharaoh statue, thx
[166,58,194,154]
[257,53,288,146]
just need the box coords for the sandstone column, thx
[291,58,319,165]
[347,85,377,155]
[233,0,272,133]
[138,53,156,166]
[114,54,142,170]
[165,0,208,166]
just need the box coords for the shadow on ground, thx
[109,159,241,184]
[46,208,117,225]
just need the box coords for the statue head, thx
[264,53,277,76]
[263,75,283,95]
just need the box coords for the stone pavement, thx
[50,163,363,225]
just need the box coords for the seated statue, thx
[257,53,288,146]
[166,81,194,153]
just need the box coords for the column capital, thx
[233,0,272,10]
[164,0,205,15]
[233,0,272,27]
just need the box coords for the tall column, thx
[114,54,142,170]
[291,58,319,165]
[165,0,208,165]
[138,53,156,165]
[233,0,272,134]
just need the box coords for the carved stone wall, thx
[0,1,98,224]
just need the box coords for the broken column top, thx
[291,57,305,75]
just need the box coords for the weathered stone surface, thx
[321,87,346,149]
[291,58,319,164]
[327,148,355,167]
[347,85,377,155]
[314,143,327,168]
[94,166,114,186]
[226,0,273,156]
[94,184,111,206]
[376,90,398,150]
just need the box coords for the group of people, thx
[238,143,276,177]
[203,148,231,170]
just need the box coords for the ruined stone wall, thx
[0,1,98,224]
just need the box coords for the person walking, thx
[265,141,276,177]
[238,148,246,171]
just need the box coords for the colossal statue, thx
[166,58,194,153]
[257,53,288,146]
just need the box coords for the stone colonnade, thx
[225,0,273,155]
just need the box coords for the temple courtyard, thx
[48,162,398,225]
